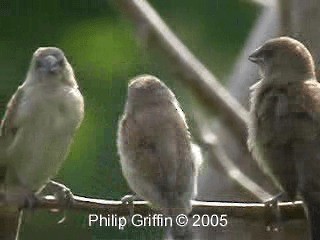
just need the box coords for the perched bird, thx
[247,36,320,239]
[0,47,84,239]
[117,75,202,239]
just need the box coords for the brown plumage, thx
[248,36,320,239]
[117,75,202,239]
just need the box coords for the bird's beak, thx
[42,55,59,73]
[248,48,264,64]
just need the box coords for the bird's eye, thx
[263,49,274,59]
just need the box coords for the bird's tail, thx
[301,189,320,240]
[0,207,21,240]
[164,198,193,240]
[165,208,193,240]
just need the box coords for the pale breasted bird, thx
[0,47,84,240]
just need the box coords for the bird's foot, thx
[121,194,138,203]
[5,186,38,209]
[46,181,74,207]
[264,192,284,232]
[43,180,74,223]
[121,194,139,225]
[22,191,38,209]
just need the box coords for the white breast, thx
[6,83,84,191]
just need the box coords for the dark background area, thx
[0,0,257,239]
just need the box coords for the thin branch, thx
[217,5,281,199]
[113,0,249,141]
[2,195,305,221]
[196,126,273,202]
[227,4,280,106]
[279,0,291,35]
[191,110,273,202]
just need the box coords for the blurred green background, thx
[0,0,257,239]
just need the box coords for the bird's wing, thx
[142,108,193,195]
[252,85,290,146]
[303,80,320,116]
[0,86,24,169]
[0,87,24,240]
[297,80,320,137]
[0,86,24,138]
[294,80,320,239]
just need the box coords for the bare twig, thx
[190,107,274,202]
[279,0,291,35]
[227,4,280,106]
[214,5,281,201]
[195,124,273,202]
[113,0,249,141]
[0,195,305,221]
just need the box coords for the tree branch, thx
[2,195,305,221]
[113,0,249,141]
[194,122,274,202]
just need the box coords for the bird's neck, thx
[265,70,314,86]
[25,72,77,89]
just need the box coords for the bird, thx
[0,47,84,240]
[247,36,320,239]
[117,75,202,239]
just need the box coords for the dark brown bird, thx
[248,36,320,239]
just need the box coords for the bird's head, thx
[128,75,173,100]
[249,37,315,84]
[126,75,175,110]
[27,47,77,87]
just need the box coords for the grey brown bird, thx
[248,36,320,239]
[0,47,84,239]
[117,75,202,239]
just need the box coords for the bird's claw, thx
[23,192,38,209]
[46,181,74,207]
[121,194,138,225]
[4,187,38,209]
[44,181,74,223]
[121,194,137,204]
[264,193,283,232]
